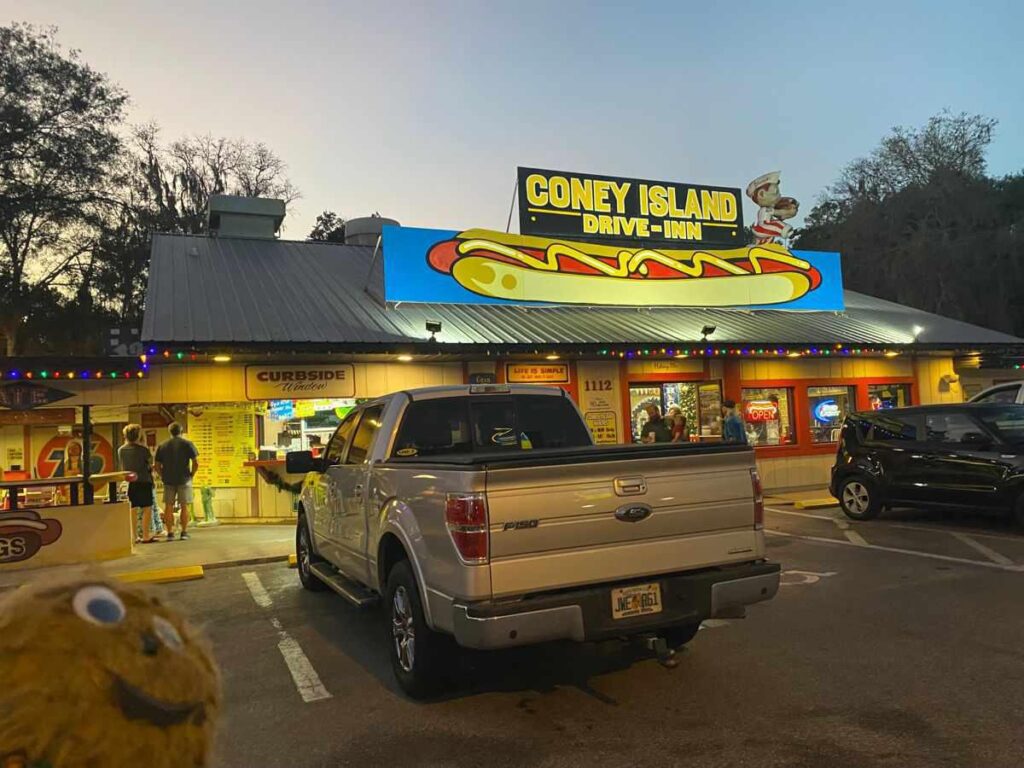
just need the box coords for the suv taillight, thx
[750,468,764,530]
[445,493,489,563]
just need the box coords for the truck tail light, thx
[750,468,764,530]
[445,493,489,563]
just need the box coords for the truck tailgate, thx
[485,451,760,598]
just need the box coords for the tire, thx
[296,516,328,592]
[838,476,881,521]
[386,559,450,699]
[662,622,701,649]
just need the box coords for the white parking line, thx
[242,571,273,608]
[886,523,1024,544]
[767,507,869,546]
[270,617,332,703]
[241,572,331,703]
[950,532,1015,566]
[766,529,1024,572]
[767,507,836,522]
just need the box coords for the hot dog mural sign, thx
[383,226,844,310]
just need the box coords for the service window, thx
[346,405,385,464]
[740,388,796,446]
[808,385,856,444]
[925,412,986,444]
[868,384,911,410]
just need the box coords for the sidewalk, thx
[0,524,295,589]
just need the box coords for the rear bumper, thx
[451,560,780,650]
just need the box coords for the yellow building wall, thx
[913,357,964,404]
[738,357,914,381]
[757,454,835,492]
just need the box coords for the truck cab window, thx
[325,412,359,466]
[346,405,385,464]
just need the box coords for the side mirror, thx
[286,450,320,474]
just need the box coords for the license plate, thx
[611,582,663,620]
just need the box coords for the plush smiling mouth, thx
[113,676,205,727]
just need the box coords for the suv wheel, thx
[839,476,881,521]
[296,516,328,592]
[386,559,450,699]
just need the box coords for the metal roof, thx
[142,234,1024,349]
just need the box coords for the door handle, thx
[614,476,647,496]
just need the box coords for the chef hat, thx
[746,171,781,200]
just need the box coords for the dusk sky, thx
[7,0,1023,238]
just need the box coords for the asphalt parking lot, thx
[157,508,1024,768]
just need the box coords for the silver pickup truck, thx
[286,384,780,697]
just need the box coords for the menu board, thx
[187,404,255,488]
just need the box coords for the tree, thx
[308,210,346,242]
[0,23,128,355]
[83,126,300,326]
[132,125,299,235]
[796,112,1024,336]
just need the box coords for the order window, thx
[868,383,911,410]
[740,388,796,446]
[808,385,856,444]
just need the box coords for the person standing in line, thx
[640,404,672,443]
[118,424,157,543]
[154,421,200,541]
[721,400,749,445]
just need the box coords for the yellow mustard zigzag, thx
[455,239,811,279]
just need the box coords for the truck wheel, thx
[662,623,700,649]
[838,476,881,521]
[296,516,327,592]
[386,559,449,699]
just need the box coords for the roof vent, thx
[344,215,399,246]
[207,195,286,239]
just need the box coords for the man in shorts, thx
[154,421,200,541]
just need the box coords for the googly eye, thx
[72,585,126,626]
[152,615,184,651]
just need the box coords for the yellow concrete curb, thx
[117,566,205,584]
[287,553,298,568]
[794,498,839,510]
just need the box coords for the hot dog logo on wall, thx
[0,510,62,564]
[382,169,843,310]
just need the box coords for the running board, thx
[310,563,379,607]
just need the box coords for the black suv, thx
[830,404,1024,524]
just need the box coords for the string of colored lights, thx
[0,369,145,380]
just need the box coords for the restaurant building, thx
[3,185,1022,524]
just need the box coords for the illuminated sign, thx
[813,399,842,422]
[517,167,743,246]
[383,226,844,311]
[744,400,779,422]
[245,365,356,401]
[505,363,570,384]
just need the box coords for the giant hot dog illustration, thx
[426,229,821,307]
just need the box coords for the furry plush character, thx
[0,577,221,767]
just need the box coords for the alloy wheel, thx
[842,481,870,515]
[299,527,311,578]
[392,586,416,673]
